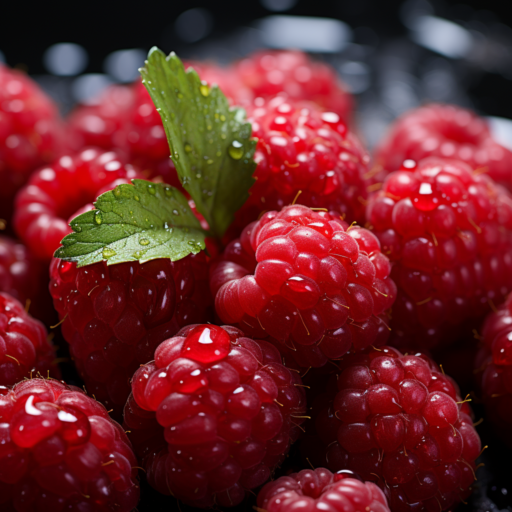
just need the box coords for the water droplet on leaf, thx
[102,248,116,258]
[94,212,103,225]
[139,238,150,246]
[228,140,244,160]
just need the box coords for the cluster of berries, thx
[0,46,510,512]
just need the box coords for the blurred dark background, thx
[2,1,511,509]
[1,0,512,151]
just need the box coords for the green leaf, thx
[54,179,206,267]
[139,47,256,239]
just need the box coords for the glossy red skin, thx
[211,204,395,368]
[0,291,59,386]
[125,324,307,508]
[0,63,65,225]
[302,346,481,512]
[14,148,142,262]
[477,293,512,444]
[375,103,512,191]
[367,157,512,350]
[49,254,213,418]
[0,378,139,512]
[258,468,390,512]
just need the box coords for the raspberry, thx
[210,205,396,368]
[124,324,306,508]
[257,468,390,512]
[375,104,512,190]
[0,235,52,323]
[367,157,512,350]
[0,63,65,224]
[14,148,142,262]
[0,378,139,511]
[234,50,353,122]
[476,293,512,443]
[49,254,213,417]
[232,95,371,236]
[68,82,181,189]
[0,292,59,386]
[303,346,481,512]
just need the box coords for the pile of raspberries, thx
[3,47,512,512]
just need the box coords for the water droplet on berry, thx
[25,395,42,416]
[57,410,77,422]
[94,211,103,225]
[413,182,439,211]
[199,82,210,97]
[102,248,116,259]
[182,325,231,363]
[139,238,150,246]
[229,140,244,160]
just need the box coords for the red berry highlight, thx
[210,205,396,368]
[367,157,512,350]
[375,103,512,191]
[0,63,65,224]
[0,292,59,386]
[0,378,139,511]
[14,148,142,261]
[125,324,307,508]
[257,468,390,512]
[303,346,481,512]
[477,293,512,443]
[49,255,213,417]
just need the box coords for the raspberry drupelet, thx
[367,157,512,350]
[210,205,396,368]
[303,346,481,512]
[125,324,307,508]
[476,293,512,443]
[0,63,65,224]
[233,50,353,123]
[0,292,59,386]
[257,468,390,512]
[0,378,139,512]
[14,148,142,262]
[374,104,512,191]
[233,95,370,233]
[49,253,213,418]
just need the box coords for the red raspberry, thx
[367,157,512,350]
[303,346,481,512]
[257,468,390,512]
[68,82,182,189]
[0,64,65,224]
[14,148,142,262]
[476,293,512,443]
[234,50,353,122]
[233,95,371,236]
[210,205,396,368]
[124,324,306,508]
[0,235,46,317]
[49,254,213,417]
[0,378,139,511]
[375,104,512,190]
[0,292,59,386]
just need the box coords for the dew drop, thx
[184,143,192,153]
[173,209,180,216]
[102,248,116,259]
[228,140,244,160]
[94,211,103,225]
[74,225,82,233]
[164,187,173,197]
[199,82,210,97]
[182,325,230,364]
[114,188,122,198]
[134,195,140,201]
[147,184,156,195]
[139,238,150,246]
